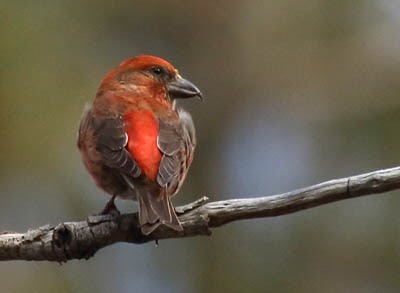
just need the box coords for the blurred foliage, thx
[2,0,400,292]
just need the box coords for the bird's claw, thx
[99,195,120,217]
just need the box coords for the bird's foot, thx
[99,195,120,217]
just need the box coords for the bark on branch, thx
[2,166,400,262]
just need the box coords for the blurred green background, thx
[2,0,400,292]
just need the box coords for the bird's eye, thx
[151,66,164,75]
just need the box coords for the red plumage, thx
[123,110,162,181]
[78,55,202,234]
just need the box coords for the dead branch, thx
[2,166,400,262]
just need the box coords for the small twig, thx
[175,196,209,214]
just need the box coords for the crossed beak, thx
[167,76,203,101]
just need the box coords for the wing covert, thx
[156,109,196,195]
[93,115,142,178]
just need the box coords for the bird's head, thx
[99,55,203,102]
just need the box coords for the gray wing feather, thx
[156,119,182,156]
[93,116,141,178]
[156,109,196,195]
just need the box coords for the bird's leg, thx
[100,195,120,216]
[175,196,209,215]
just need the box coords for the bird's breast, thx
[123,110,162,181]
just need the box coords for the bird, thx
[77,55,202,235]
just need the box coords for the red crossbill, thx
[78,55,202,234]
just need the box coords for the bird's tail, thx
[138,188,183,235]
